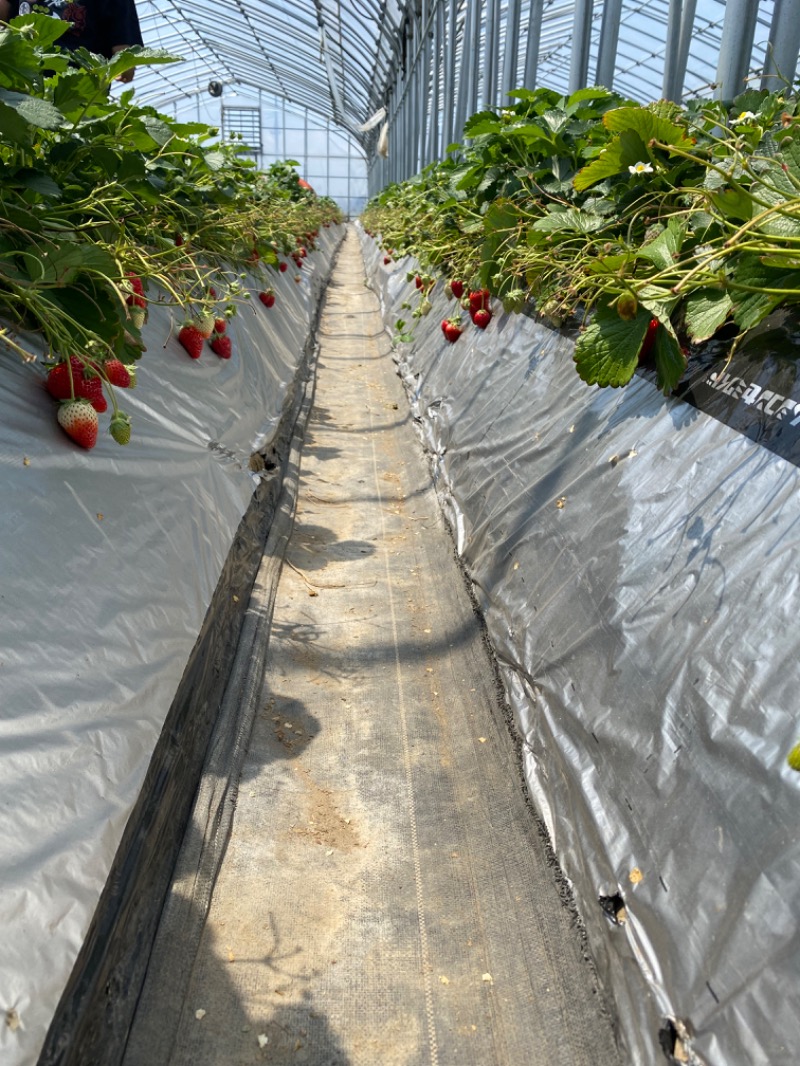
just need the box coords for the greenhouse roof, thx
[134,0,405,137]
[132,1,793,155]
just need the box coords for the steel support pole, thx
[762,0,800,91]
[595,0,622,90]
[390,54,398,183]
[524,0,544,88]
[453,0,475,142]
[419,0,429,168]
[401,67,410,182]
[408,12,417,177]
[568,0,593,94]
[442,0,457,149]
[714,0,759,100]
[482,0,500,110]
[674,0,697,101]
[501,0,522,103]
[469,0,482,116]
[662,0,684,100]
[398,62,405,183]
[430,2,443,162]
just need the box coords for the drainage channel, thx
[122,226,621,1066]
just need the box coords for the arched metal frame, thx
[129,2,800,200]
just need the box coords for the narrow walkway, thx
[136,229,620,1065]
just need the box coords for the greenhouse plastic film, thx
[360,228,800,1066]
[0,225,343,1066]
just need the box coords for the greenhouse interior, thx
[2,2,800,1065]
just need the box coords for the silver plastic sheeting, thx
[0,225,342,1066]
[360,227,800,1066]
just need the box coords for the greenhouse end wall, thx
[360,225,800,1066]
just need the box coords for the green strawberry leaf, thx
[729,256,800,330]
[683,288,733,342]
[0,88,63,130]
[105,46,181,82]
[709,186,753,222]
[532,208,607,233]
[42,243,117,285]
[637,218,685,271]
[653,325,686,393]
[637,283,679,322]
[574,128,647,190]
[566,86,614,110]
[574,304,652,387]
[750,163,800,237]
[0,98,31,144]
[602,106,693,149]
[463,111,501,137]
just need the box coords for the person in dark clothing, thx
[0,1,144,81]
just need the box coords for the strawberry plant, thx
[0,11,343,447]
[362,84,800,393]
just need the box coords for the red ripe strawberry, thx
[299,247,307,258]
[208,286,218,299]
[57,399,98,449]
[383,256,391,265]
[469,289,491,313]
[127,272,144,296]
[178,324,205,359]
[442,318,462,343]
[450,279,464,299]
[125,271,144,305]
[45,356,84,400]
[103,359,131,388]
[175,233,184,247]
[472,309,492,329]
[415,275,423,289]
[214,318,227,333]
[210,333,232,359]
[80,375,107,413]
[46,357,106,411]
[279,262,288,272]
[259,291,275,308]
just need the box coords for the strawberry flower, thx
[628,161,654,175]
[736,111,757,123]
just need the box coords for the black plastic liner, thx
[668,311,800,468]
[361,227,800,1066]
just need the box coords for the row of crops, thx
[0,11,342,447]
[362,82,800,399]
